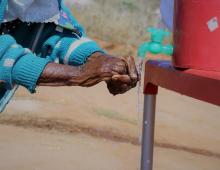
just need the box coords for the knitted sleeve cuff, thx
[62,38,105,66]
[12,54,50,93]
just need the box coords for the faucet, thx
[137,27,173,58]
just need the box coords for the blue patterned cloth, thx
[4,0,60,23]
[3,0,87,33]
[41,5,104,66]
[57,4,85,33]
[160,0,174,31]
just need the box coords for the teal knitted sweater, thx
[0,1,104,93]
[0,34,50,93]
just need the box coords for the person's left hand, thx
[84,52,139,95]
[104,55,139,95]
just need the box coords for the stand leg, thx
[140,95,156,170]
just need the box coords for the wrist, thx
[89,52,106,58]
[38,63,83,86]
[12,54,51,93]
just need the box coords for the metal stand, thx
[141,95,156,170]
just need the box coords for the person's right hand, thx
[38,52,139,95]
[105,56,138,95]
[75,52,129,87]
[38,52,128,87]
[38,53,138,95]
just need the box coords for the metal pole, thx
[141,95,156,170]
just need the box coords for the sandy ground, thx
[0,124,220,170]
[0,81,219,170]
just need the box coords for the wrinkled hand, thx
[80,52,139,95]
[105,56,139,95]
[75,53,132,87]
[38,52,139,95]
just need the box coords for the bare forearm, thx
[37,52,104,87]
[36,52,138,95]
[37,63,82,86]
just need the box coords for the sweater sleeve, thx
[0,34,50,93]
[41,4,105,66]
[12,54,50,93]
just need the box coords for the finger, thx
[112,75,132,83]
[113,84,131,95]
[81,77,107,87]
[112,64,127,75]
[102,77,113,82]
[120,56,139,82]
[79,72,113,87]
[118,84,130,94]
[107,83,129,95]
[111,71,119,75]
[126,56,139,82]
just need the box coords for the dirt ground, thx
[0,82,220,170]
[0,124,220,170]
[0,43,220,170]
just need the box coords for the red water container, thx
[173,0,220,71]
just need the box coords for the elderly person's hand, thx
[105,55,138,95]
[85,53,138,95]
[38,52,139,95]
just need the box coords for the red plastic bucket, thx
[173,0,220,71]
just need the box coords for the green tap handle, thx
[138,27,173,58]
[147,27,170,43]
